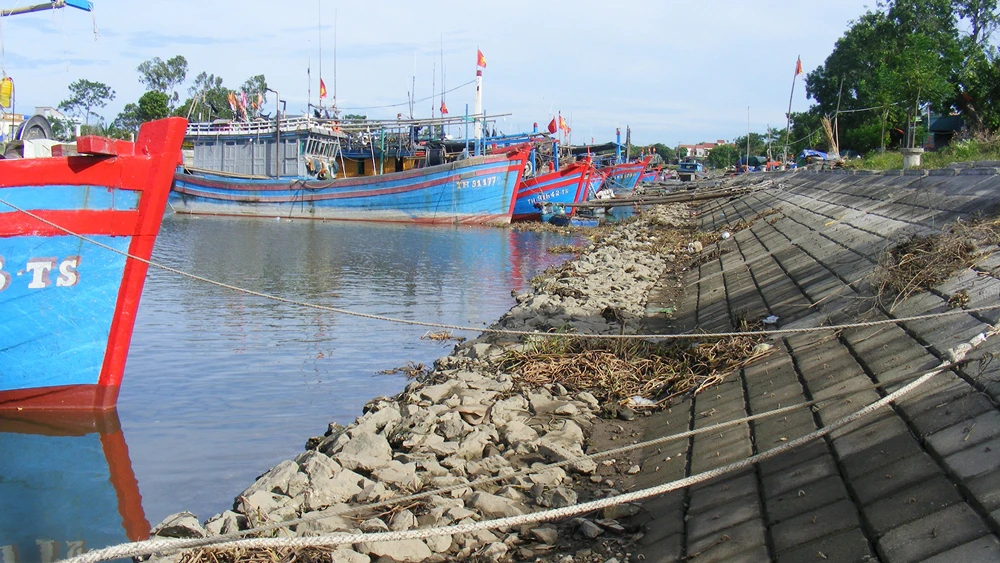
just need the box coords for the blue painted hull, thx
[171,152,528,225]
[512,162,591,221]
[0,232,132,393]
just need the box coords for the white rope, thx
[2,197,997,342]
[60,321,999,563]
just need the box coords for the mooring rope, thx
[62,321,997,563]
[64,384,875,560]
[2,198,997,342]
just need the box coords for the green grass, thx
[842,136,1000,171]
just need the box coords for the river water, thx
[0,214,581,563]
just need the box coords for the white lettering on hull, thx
[0,255,82,292]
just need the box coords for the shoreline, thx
[143,203,698,563]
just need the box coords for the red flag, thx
[476,49,487,68]
[440,100,449,115]
[559,115,570,134]
[794,56,803,76]
[319,78,327,99]
[547,118,557,134]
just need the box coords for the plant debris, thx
[180,547,336,563]
[947,290,970,309]
[547,244,585,254]
[378,361,427,378]
[421,330,466,343]
[498,330,772,407]
[873,230,979,306]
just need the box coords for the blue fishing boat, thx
[0,118,187,410]
[0,409,149,560]
[171,117,529,225]
[513,159,595,222]
[598,155,651,196]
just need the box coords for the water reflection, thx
[9,215,583,540]
[0,409,148,563]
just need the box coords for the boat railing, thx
[186,117,341,138]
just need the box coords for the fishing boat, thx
[598,155,652,196]
[0,408,149,558]
[0,117,187,410]
[639,165,661,184]
[171,116,530,224]
[512,157,596,222]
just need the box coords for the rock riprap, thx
[150,205,695,562]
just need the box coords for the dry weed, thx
[873,231,979,308]
[498,330,771,407]
[421,330,466,343]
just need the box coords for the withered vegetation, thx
[872,220,994,307]
[498,330,771,408]
[180,547,336,563]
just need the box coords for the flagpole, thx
[782,55,800,169]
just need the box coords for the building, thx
[678,140,728,159]
[0,112,24,142]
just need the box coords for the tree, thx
[239,74,268,118]
[137,55,188,109]
[58,79,115,127]
[650,143,675,162]
[956,0,1000,46]
[803,0,1000,149]
[731,132,767,159]
[111,103,142,137]
[707,144,738,169]
[179,71,232,121]
[138,91,170,122]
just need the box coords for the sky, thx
[0,0,877,146]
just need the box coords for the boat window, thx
[357,160,365,175]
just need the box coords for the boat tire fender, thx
[17,114,53,141]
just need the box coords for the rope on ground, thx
[3,198,998,343]
[60,321,999,563]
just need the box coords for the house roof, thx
[930,115,964,133]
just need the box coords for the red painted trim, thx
[0,383,120,410]
[100,429,151,541]
[99,118,187,389]
[505,150,529,217]
[0,210,140,237]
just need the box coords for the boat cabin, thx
[185,116,344,179]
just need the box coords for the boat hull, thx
[170,151,528,225]
[0,117,187,410]
[599,156,651,196]
[512,161,592,221]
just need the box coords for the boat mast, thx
[333,8,338,110]
[474,51,483,150]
